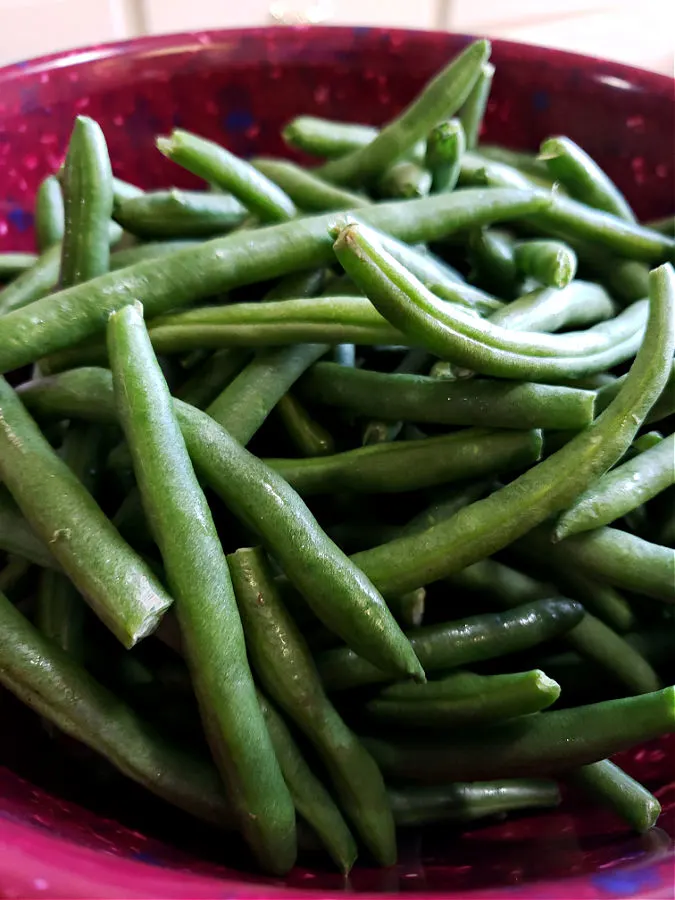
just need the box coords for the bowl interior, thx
[0,25,673,899]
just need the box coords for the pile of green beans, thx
[0,40,673,878]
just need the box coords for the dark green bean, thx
[60,116,114,288]
[266,427,542,496]
[425,119,465,193]
[377,161,431,200]
[263,268,328,302]
[366,669,560,727]
[0,486,58,570]
[0,186,550,375]
[362,347,431,445]
[350,265,674,596]
[0,242,61,315]
[562,237,650,305]
[108,302,295,875]
[365,686,675,781]
[318,40,490,186]
[297,362,597,431]
[35,175,65,251]
[567,761,661,833]
[316,598,583,691]
[253,157,369,211]
[647,215,675,237]
[257,692,357,873]
[0,556,32,598]
[277,393,335,457]
[513,239,578,289]
[467,228,519,297]
[174,348,251,410]
[389,779,560,827]
[0,376,172,647]
[458,62,494,150]
[229,547,396,866]
[539,136,635,222]
[555,434,675,539]
[157,129,296,223]
[113,189,247,238]
[282,116,379,159]
[0,588,233,827]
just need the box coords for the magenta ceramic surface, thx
[0,26,673,899]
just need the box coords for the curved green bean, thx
[568,761,661,833]
[108,302,296,875]
[555,434,675,539]
[377,161,431,200]
[350,264,674,596]
[282,116,379,159]
[319,40,490,186]
[513,239,578,289]
[266,427,542,496]
[277,393,335,457]
[0,242,61,316]
[229,547,397,866]
[458,62,494,150]
[35,175,65,251]
[252,157,369,211]
[467,228,519,297]
[316,598,583,691]
[488,280,615,332]
[425,119,465,194]
[113,189,247,238]
[365,686,675,781]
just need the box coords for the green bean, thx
[264,268,328,302]
[174,348,251,410]
[647,215,675,237]
[0,252,38,281]
[568,761,661,833]
[110,240,201,270]
[277,393,335,457]
[112,176,144,207]
[318,40,490,186]
[488,280,615,332]
[595,359,675,422]
[282,116,380,159]
[377,161,431,200]
[0,242,61,315]
[157,129,296,223]
[0,556,32,597]
[229,547,396,866]
[467,228,518,297]
[555,434,675,539]
[334,223,646,381]
[425,119,465,194]
[298,362,597,431]
[35,175,65,251]
[400,481,493,536]
[108,302,295,874]
[389,779,560,828]
[518,524,675,602]
[113,189,247,238]
[257,692,357,873]
[266,427,542,496]
[366,686,675,781]
[253,157,369,211]
[458,62,494,150]
[206,344,329,444]
[60,116,114,288]
[513,239,578,289]
[0,186,550,375]
[0,588,234,827]
[362,348,431,445]
[349,264,674,596]
[0,376,171,647]
[478,146,552,184]
[539,136,636,222]
[563,238,650,305]
[316,598,583,691]
[366,669,560,727]
[0,487,58,569]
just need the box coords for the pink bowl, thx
[0,26,673,899]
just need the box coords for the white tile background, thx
[0,0,672,74]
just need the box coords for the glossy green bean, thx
[113,189,247,238]
[377,161,431,199]
[488,280,615,332]
[60,116,114,288]
[206,344,329,444]
[157,129,296,223]
[0,588,233,827]
[252,158,369,211]
[298,362,597,431]
[568,761,661,833]
[0,376,172,647]
[318,40,490,186]
[365,686,675,781]
[366,669,560,726]
[513,239,578,289]
[282,116,380,159]
[277,393,335,457]
[555,434,675,539]
[316,598,583,691]
[467,228,519,297]
[108,302,295,875]
[35,175,65,251]
[0,242,61,316]
[266,427,542,496]
[350,264,674,596]
[0,252,38,280]
[389,779,560,827]
[229,547,396,866]
[174,348,251,410]
[257,692,357,873]
[425,119,465,193]
[334,223,646,381]
[458,62,494,150]
[539,136,635,222]
[0,186,550,374]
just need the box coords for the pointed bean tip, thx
[156,136,173,158]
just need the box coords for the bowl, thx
[0,26,673,899]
